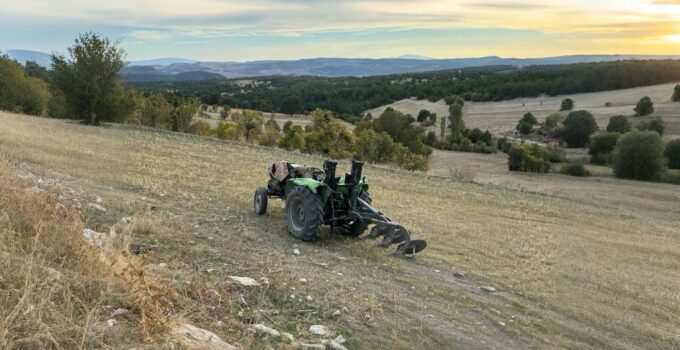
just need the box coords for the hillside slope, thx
[1,112,680,349]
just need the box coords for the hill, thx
[2,111,680,348]
[1,49,52,67]
[118,54,680,80]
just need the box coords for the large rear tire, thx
[254,187,268,215]
[286,187,325,241]
[341,192,372,237]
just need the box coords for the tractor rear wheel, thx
[341,192,372,237]
[285,187,324,241]
[254,187,268,215]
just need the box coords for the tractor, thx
[253,159,426,255]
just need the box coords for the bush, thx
[185,120,213,136]
[665,139,680,169]
[278,125,306,150]
[516,121,533,135]
[673,84,680,102]
[213,122,237,140]
[661,170,680,185]
[606,115,631,133]
[560,161,590,177]
[612,131,665,181]
[258,126,281,147]
[0,56,51,116]
[636,118,665,136]
[394,144,429,171]
[544,113,563,134]
[560,98,574,111]
[355,129,397,163]
[444,95,464,106]
[588,132,620,164]
[425,131,437,146]
[634,96,654,116]
[562,110,598,148]
[508,144,551,173]
[417,109,431,122]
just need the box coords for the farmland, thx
[2,110,680,349]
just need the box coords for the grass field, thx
[2,111,680,349]
[366,82,680,141]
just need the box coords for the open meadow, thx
[367,82,680,141]
[2,111,680,349]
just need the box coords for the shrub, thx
[544,113,563,133]
[665,139,680,169]
[508,144,551,173]
[560,161,590,177]
[636,118,665,136]
[425,131,437,146]
[185,120,213,136]
[544,145,565,163]
[278,125,306,150]
[634,96,654,116]
[588,132,620,164]
[612,131,665,181]
[520,112,538,126]
[606,115,631,133]
[213,122,237,140]
[673,84,680,102]
[560,98,574,111]
[355,129,398,163]
[661,170,680,185]
[141,93,172,128]
[444,95,464,106]
[258,126,281,147]
[282,120,293,132]
[516,121,533,135]
[394,144,429,171]
[265,119,281,132]
[232,109,263,142]
[562,110,598,148]
[417,109,431,122]
[0,56,51,116]
[304,109,355,158]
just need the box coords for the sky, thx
[1,0,680,61]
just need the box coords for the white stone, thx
[305,295,313,302]
[228,276,259,287]
[87,203,106,212]
[82,228,109,247]
[106,319,117,327]
[334,335,346,344]
[281,332,294,343]
[96,195,103,203]
[309,324,333,337]
[171,323,235,350]
[252,324,280,337]
[329,340,348,350]
[293,248,301,256]
[299,278,308,284]
[332,309,342,317]
[110,308,128,318]
[480,286,497,293]
[301,344,325,350]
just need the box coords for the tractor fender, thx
[285,178,331,203]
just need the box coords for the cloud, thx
[129,30,170,40]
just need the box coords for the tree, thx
[672,84,680,102]
[141,93,172,128]
[417,109,431,122]
[258,124,281,147]
[612,131,665,181]
[516,112,538,135]
[544,113,563,134]
[425,131,437,146]
[0,56,51,116]
[170,96,200,132]
[588,132,620,164]
[634,96,654,116]
[665,139,680,169]
[233,110,263,142]
[282,120,293,133]
[51,33,128,124]
[265,118,281,132]
[560,98,574,111]
[24,60,48,81]
[448,103,465,141]
[220,105,230,120]
[508,144,551,173]
[444,95,464,106]
[374,108,429,155]
[213,122,237,140]
[606,115,631,133]
[278,125,306,150]
[440,118,446,140]
[279,96,302,116]
[429,113,437,123]
[355,129,397,163]
[562,110,598,148]
[304,109,355,158]
[636,118,665,136]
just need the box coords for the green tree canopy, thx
[560,98,574,111]
[304,109,355,158]
[613,131,665,181]
[672,84,680,102]
[232,109,264,142]
[562,110,598,148]
[0,56,51,116]
[665,139,680,169]
[606,115,631,133]
[51,33,128,124]
[279,96,302,115]
[588,132,620,164]
[634,96,654,116]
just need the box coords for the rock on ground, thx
[252,324,280,337]
[301,344,325,350]
[309,324,333,337]
[480,286,497,293]
[228,276,260,287]
[171,323,235,350]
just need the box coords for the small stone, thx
[110,308,128,318]
[301,344,325,350]
[309,325,332,337]
[426,314,434,318]
[281,332,294,343]
[332,309,342,317]
[334,335,346,344]
[498,321,506,327]
[158,263,168,268]
[290,294,296,300]
[106,319,117,327]
[342,306,349,313]
[480,286,497,293]
[122,216,133,224]
[95,195,103,203]
[214,321,224,327]
[293,248,301,256]
[87,203,106,212]
[228,276,259,287]
[434,269,441,273]
[252,324,280,337]
[454,272,466,278]
[299,278,308,284]
[305,295,313,302]
[259,277,269,286]
[328,340,348,350]
[171,323,235,350]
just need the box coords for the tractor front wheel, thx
[286,187,324,241]
[254,187,268,215]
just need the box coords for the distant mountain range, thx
[4,49,680,81]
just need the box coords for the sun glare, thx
[665,34,680,43]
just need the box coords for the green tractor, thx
[253,159,426,255]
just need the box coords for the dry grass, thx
[2,111,680,349]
